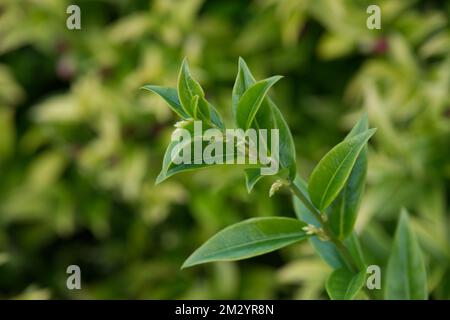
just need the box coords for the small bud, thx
[302,224,318,235]
[321,213,328,222]
[302,224,329,241]
[174,119,193,128]
[269,179,284,197]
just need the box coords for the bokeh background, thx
[0,0,449,299]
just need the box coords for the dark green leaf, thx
[308,128,376,211]
[328,113,369,239]
[182,217,309,268]
[141,85,189,119]
[236,75,282,130]
[271,100,296,181]
[199,96,223,128]
[344,232,366,271]
[326,268,366,300]
[245,168,264,193]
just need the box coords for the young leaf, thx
[209,103,225,129]
[271,100,296,181]
[327,113,369,239]
[245,168,264,193]
[198,96,222,128]
[156,132,205,185]
[182,217,309,268]
[236,75,282,130]
[156,125,262,184]
[308,128,376,211]
[177,58,205,117]
[326,269,366,300]
[232,58,296,189]
[232,57,256,118]
[232,59,270,191]
[385,209,428,300]
[190,95,200,119]
[141,85,189,119]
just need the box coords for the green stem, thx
[289,181,378,299]
[288,181,357,273]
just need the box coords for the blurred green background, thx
[0,0,449,299]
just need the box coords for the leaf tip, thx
[181,255,197,269]
[140,84,156,92]
[238,56,247,67]
[181,57,190,71]
[367,127,377,139]
[399,207,410,222]
[155,172,167,185]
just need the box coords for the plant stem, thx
[289,181,378,299]
[288,181,358,273]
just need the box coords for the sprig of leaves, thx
[143,58,428,300]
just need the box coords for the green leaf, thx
[232,58,296,190]
[308,128,376,211]
[140,85,190,119]
[182,217,309,268]
[385,209,428,300]
[326,268,366,300]
[156,131,203,185]
[198,96,222,128]
[244,168,264,193]
[176,58,224,128]
[156,125,261,184]
[271,100,296,180]
[190,95,200,118]
[236,75,282,130]
[327,113,369,239]
[293,176,346,268]
[344,232,366,271]
[292,176,366,271]
[177,58,205,117]
[232,57,256,119]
